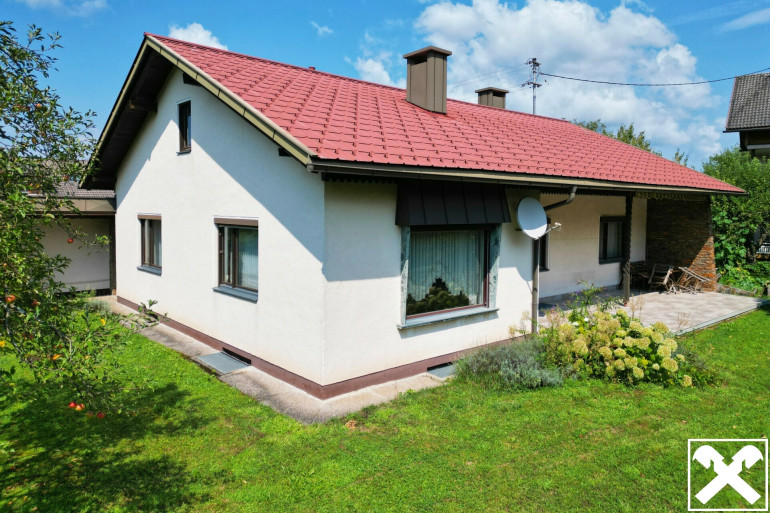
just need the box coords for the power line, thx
[540,66,770,87]
[451,61,529,87]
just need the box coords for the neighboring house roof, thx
[54,181,115,199]
[725,73,770,132]
[28,182,115,215]
[92,34,743,195]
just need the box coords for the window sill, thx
[599,258,624,265]
[213,285,258,303]
[398,306,499,330]
[177,149,191,155]
[137,265,162,276]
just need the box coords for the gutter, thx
[311,161,744,196]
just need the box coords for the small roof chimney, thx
[404,46,452,114]
[476,87,508,109]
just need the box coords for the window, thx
[599,216,624,263]
[406,227,488,317]
[218,224,258,292]
[139,217,162,270]
[178,101,191,152]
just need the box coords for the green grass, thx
[2,308,770,512]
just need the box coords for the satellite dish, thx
[517,197,548,239]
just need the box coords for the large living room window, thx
[216,220,259,299]
[599,216,624,263]
[138,215,162,274]
[406,227,488,317]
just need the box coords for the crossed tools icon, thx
[692,444,765,505]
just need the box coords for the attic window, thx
[178,101,191,153]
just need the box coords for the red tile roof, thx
[149,34,742,194]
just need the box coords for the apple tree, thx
[0,21,127,412]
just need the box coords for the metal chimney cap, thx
[403,46,452,59]
[475,86,509,94]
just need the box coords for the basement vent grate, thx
[427,362,456,379]
[197,352,249,374]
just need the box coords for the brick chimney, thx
[403,46,452,114]
[476,87,508,109]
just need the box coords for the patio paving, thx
[539,289,768,335]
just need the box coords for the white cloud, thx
[413,0,722,163]
[350,53,406,88]
[15,0,61,7]
[720,7,770,31]
[168,23,228,50]
[310,21,333,37]
[14,0,107,16]
[348,29,407,87]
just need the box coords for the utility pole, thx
[522,57,541,115]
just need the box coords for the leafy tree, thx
[703,146,770,269]
[673,148,689,167]
[573,119,662,156]
[0,21,126,412]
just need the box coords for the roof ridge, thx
[148,33,577,127]
[147,33,412,95]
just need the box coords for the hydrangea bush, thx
[540,308,715,387]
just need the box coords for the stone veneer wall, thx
[646,197,717,291]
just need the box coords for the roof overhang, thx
[87,35,316,189]
[310,159,745,196]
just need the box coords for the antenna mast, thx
[522,57,541,115]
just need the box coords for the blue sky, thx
[6,0,770,167]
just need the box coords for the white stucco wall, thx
[114,68,326,383]
[113,67,651,388]
[42,218,111,291]
[321,182,535,384]
[539,194,647,298]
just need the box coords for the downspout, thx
[531,186,577,334]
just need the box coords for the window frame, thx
[405,224,491,320]
[178,100,191,153]
[216,219,259,293]
[599,216,625,264]
[138,215,162,271]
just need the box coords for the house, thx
[88,35,741,399]
[725,72,770,158]
[33,182,115,293]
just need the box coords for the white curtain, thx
[408,230,484,304]
[237,228,259,290]
[606,221,621,259]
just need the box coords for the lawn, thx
[1,308,769,512]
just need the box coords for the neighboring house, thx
[33,182,115,293]
[88,34,741,399]
[725,72,770,158]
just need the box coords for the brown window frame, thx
[178,101,191,153]
[139,215,162,269]
[599,216,625,264]
[406,224,491,320]
[218,222,259,293]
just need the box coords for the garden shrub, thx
[539,308,716,387]
[719,262,770,294]
[456,338,563,390]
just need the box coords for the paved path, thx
[540,290,767,334]
[101,296,444,424]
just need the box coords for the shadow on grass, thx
[0,381,212,512]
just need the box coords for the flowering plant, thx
[540,308,715,387]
